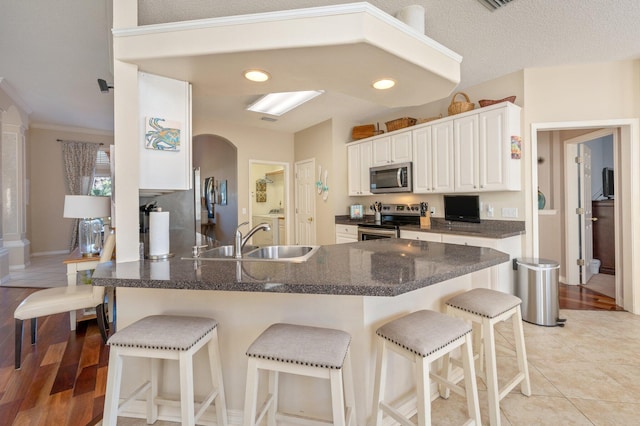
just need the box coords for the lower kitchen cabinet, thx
[335,224,358,244]
[400,230,442,242]
[441,234,522,294]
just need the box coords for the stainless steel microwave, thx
[369,162,412,193]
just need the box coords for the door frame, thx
[248,159,290,244]
[294,158,317,245]
[531,119,639,314]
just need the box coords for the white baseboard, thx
[31,250,70,257]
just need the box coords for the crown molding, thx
[0,78,33,115]
[29,121,114,137]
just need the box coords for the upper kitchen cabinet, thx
[454,103,522,192]
[413,121,454,193]
[371,133,412,166]
[347,140,372,196]
[138,72,192,193]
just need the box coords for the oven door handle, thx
[397,168,402,187]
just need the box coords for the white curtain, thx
[62,141,99,250]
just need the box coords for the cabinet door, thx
[412,126,432,193]
[391,132,412,163]
[335,224,358,244]
[479,104,521,191]
[347,141,372,196]
[479,107,508,190]
[139,72,192,191]
[400,230,442,242]
[431,121,455,193]
[371,136,391,166]
[454,114,479,192]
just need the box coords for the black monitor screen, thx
[444,195,481,223]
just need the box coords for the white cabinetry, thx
[400,230,442,242]
[347,141,372,196]
[454,103,521,192]
[347,102,521,195]
[335,224,358,244]
[138,72,192,192]
[371,133,412,166]
[441,234,522,294]
[412,121,454,193]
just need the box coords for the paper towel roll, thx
[396,5,425,34]
[149,211,170,256]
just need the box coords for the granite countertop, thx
[335,216,525,239]
[92,239,509,297]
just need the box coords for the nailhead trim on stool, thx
[103,315,228,426]
[244,323,356,426]
[446,288,531,426]
[372,310,481,426]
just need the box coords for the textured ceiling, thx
[1,0,640,133]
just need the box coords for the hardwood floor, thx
[0,287,108,426]
[559,283,624,311]
[0,284,623,425]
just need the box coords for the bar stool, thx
[372,310,481,426]
[445,288,531,426]
[243,323,356,426]
[102,315,228,426]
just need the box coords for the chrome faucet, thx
[234,221,271,259]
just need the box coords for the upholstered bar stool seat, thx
[103,315,228,426]
[446,288,531,426]
[372,310,481,426]
[243,323,356,426]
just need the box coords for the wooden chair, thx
[14,233,115,369]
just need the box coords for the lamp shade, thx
[63,195,110,219]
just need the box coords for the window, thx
[90,148,112,196]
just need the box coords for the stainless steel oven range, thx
[357,203,422,240]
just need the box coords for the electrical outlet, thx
[502,207,518,218]
[487,204,494,218]
[430,207,436,215]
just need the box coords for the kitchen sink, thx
[182,245,319,262]
[243,245,319,262]
[183,244,257,260]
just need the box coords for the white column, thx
[2,122,30,269]
[0,107,10,282]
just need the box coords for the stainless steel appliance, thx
[357,203,422,240]
[369,162,412,193]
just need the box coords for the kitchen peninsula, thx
[93,239,508,424]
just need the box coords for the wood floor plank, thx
[18,363,56,411]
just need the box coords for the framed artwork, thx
[219,180,227,206]
[145,117,181,151]
[256,180,267,203]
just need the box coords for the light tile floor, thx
[3,253,68,288]
[100,309,640,425]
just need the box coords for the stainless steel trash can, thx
[514,258,561,326]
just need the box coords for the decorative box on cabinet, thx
[138,72,192,192]
[371,132,412,166]
[347,141,372,196]
[335,224,358,244]
[412,121,455,193]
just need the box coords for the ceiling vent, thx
[478,0,516,11]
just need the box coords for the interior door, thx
[579,144,594,284]
[294,159,316,245]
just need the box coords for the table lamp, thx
[64,195,111,257]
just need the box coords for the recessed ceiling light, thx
[244,69,270,82]
[373,79,396,90]
[247,90,324,116]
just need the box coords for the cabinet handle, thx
[307,217,313,223]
